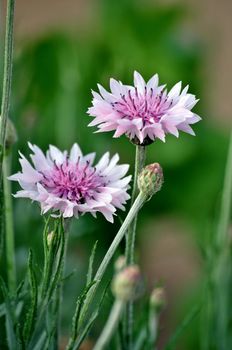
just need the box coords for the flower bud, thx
[114,255,126,272]
[138,163,163,199]
[47,231,55,247]
[112,265,143,302]
[150,287,166,312]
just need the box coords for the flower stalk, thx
[124,145,146,349]
[0,0,15,181]
[126,145,146,265]
[0,0,15,294]
[77,191,147,332]
[3,152,16,293]
[93,300,124,350]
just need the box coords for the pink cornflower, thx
[88,71,201,145]
[9,143,131,222]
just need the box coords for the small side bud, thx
[47,231,55,247]
[138,163,163,199]
[114,255,126,272]
[112,265,143,302]
[150,287,166,312]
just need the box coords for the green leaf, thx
[164,303,201,350]
[0,302,5,317]
[71,309,99,350]
[23,249,38,344]
[73,281,110,349]
[0,277,18,349]
[47,221,66,301]
[86,240,98,286]
[66,281,96,350]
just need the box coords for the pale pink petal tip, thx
[88,71,201,145]
[9,143,131,222]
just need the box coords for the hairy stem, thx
[0,0,15,181]
[78,192,147,333]
[3,152,16,292]
[125,145,146,349]
[126,145,146,264]
[93,300,124,350]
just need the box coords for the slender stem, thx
[126,145,146,264]
[213,132,232,350]
[78,192,147,332]
[93,300,125,350]
[148,309,159,350]
[3,152,16,292]
[0,0,15,181]
[28,219,68,349]
[216,131,232,247]
[125,145,146,350]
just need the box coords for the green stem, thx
[3,152,16,292]
[126,145,146,265]
[125,145,146,349]
[213,132,232,350]
[28,218,68,349]
[78,192,147,333]
[0,0,15,181]
[216,131,232,247]
[93,300,125,350]
[148,309,159,350]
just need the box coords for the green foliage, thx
[22,249,38,345]
[0,0,231,349]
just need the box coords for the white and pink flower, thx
[9,143,131,222]
[88,71,201,145]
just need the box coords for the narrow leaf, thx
[86,240,98,286]
[0,277,18,349]
[164,303,201,350]
[23,249,38,344]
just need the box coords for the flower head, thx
[9,143,131,222]
[138,163,163,199]
[88,71,201,145]
[150,287,166,312]
[112,265,143,301]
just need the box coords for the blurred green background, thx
[1,0,231,349]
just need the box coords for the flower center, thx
[112,88,172,123]
[41,159,103,203]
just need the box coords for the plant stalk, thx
[78,191,147,332]
[125,145,146,349]
[3,152,16,292]
[93,300,124,350]
[0,0,15,181]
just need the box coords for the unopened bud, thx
[138,163,163,199]
[114,255,126,272]
[47,231,55,247]
[150,287,166,312]
[112,265,143,302]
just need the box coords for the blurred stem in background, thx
[0,0,15,292]
[93,299,124,350]
[125,145,146,349]
[0,0,15,180]
[211,131,232,350]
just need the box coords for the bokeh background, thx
[1,0,232,349]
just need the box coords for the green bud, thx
[114,255,126,272]
[47,231,55,247]
[112,265,143,302]
[138,163,163,199]
[150,287,166,312]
